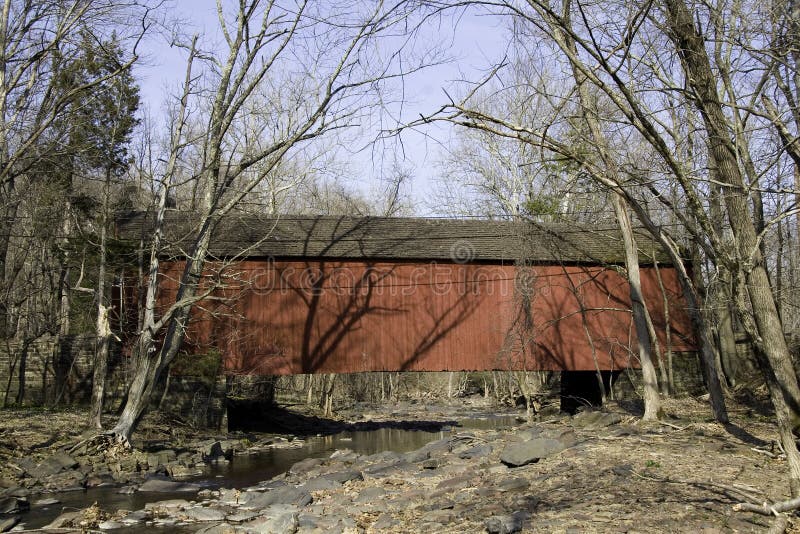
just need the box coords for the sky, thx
[134,1,510,215]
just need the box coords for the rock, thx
[435,475,473,491]
[514,427,544,441]
[119,510,148,525]
[195,523,237,534]
[0,517,18,533]
[41,470,85,491]
[167,464,204,478]
[329,448,358,462]
[457,444,493,460]
[547,429,578,448]
[572,410,622,429]
[289,457,323,476]
[10,459,36,476]
[423,509,455,523]
[0,497,28,514]
[497,477,530,492]
[0,488,26,499]
[145,499,192,512]
[355,486,387,503]
[217,487,241,504]
[297,513,324,529]
[303,476,341,492]
[239,486,312,509]
[421,458,441,470]
[85,473,116,488]
[218,439,246,456]
[181,506,226,522]
[373,513,398,530]
[321,469,362,484]
[226,510,260,523]
[204,441,225,460]
[146,449,177,469]
[486,512,527,534]
[43,510,81,529]
[500,438,568,467]
[33,498,60,506]
[247,479,287,492]
[244,511,298,534]
[28,452,78,479]
[422,438,452,455]
[612,463,634,477]
[137,477,201,493]
[362,450,403,464]
[98,520,126,530]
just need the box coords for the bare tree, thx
[109,0,433,441]
[415,0,800,494]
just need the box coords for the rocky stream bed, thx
[0,396,796,532]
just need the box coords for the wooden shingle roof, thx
[115,211,672,265]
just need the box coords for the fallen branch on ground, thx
[632,471,764,504]
[750,447,781,459]
[733,496,800,516]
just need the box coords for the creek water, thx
[20,413,519,529]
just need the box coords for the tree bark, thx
[612,195,661,419]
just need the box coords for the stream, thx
[20,413,520,529]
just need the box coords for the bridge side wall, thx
[144,259,694,374]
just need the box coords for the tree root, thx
[68,431,131,456]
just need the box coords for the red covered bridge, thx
[116,213,695,375]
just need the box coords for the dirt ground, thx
[0,392,796,532]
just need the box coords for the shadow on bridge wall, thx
[144,259,695,377]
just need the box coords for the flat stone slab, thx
[239,486,312,509]
[181,506,226,522]
[227,510,260,523]
[500,438,567,467]
[145,498,192,512]
[572,411,622,429]
[137,478,201,493]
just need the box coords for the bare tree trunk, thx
[612,195,661,419]
[90,171,112,429]
[653,260,675,394]
[320,373,335,417]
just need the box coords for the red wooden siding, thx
[150,259,695,374]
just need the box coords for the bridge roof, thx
[116,211,673,265]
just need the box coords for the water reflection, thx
[18,413,518,529]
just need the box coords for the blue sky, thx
[134,2,509,214]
